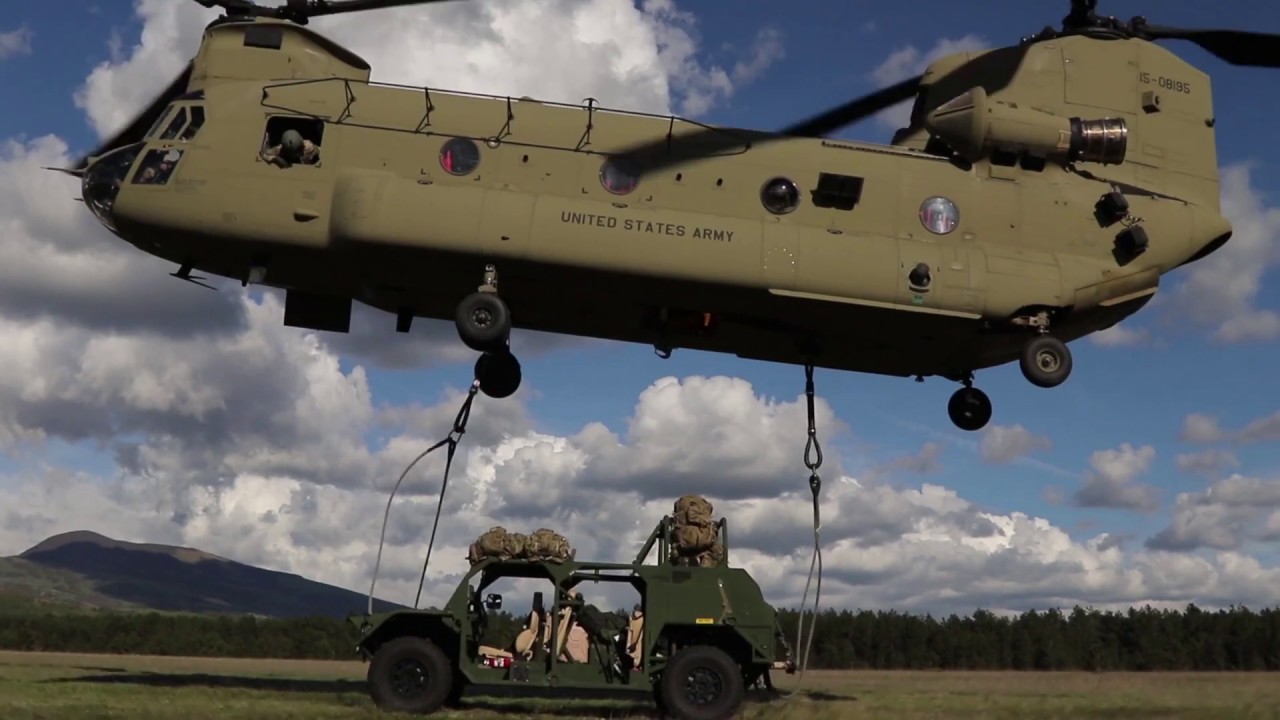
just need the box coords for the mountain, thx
[0,530,406,617]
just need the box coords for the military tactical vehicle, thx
[348,506,793,719]
[66,0,1280,434]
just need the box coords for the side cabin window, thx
[260,116,324,168]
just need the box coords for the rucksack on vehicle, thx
[668,494,725,567]
[673,494,714,527]
[468,526,510,564]
[526,528,574,562]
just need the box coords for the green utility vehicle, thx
[348,501,795,719]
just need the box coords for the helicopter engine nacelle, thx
[923,86,1127,166]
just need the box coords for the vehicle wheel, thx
[474,350,521,399]
[455,291,510,352]
[947,386,992,432]
[367,636,454,715]
[1020,335,1072,388]
[658,645,745,720]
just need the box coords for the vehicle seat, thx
[625,608,645,668]
[513,608,542,659]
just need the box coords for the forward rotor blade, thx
[1143,26,1280,68]
[776,74,923,138]
[73,62,193,170]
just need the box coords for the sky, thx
[0,0,1278,619]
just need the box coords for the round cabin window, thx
[600,156,640,195]
[440,137,481,176]
[760,177,800,214]
[919,196,959,235]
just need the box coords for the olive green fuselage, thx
[90,18,1232,380]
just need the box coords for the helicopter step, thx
[455,264,522,399]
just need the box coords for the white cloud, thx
[1179,410,1280,446]
[1089,323,1150,348]
[980,424,1052,464]
[1147,474,1280,552]
[0,25,32,59]
[867,34,988,130]
[1072,443,1160,513]
[1167,163,1280,343]
[5,373,1280,616]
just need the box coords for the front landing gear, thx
[456,264,521,399]
[474,350,521,399]
[948,385,992,432]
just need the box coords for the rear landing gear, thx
[1020,334,1072,388]
[1012,311,1073,389]
[455,264,521,398]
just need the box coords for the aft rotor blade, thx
[274,0,458,18]
[776,74,923,138]
[1144,25,1280,68]
[73,62,193,170]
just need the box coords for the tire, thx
[474,351,521,399]
[1020,335,1072,388]
[455,291,510,352]
[367,636,454,715]
[947,387,992,432]
[657,645,745,720]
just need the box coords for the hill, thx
[0,530,405,618]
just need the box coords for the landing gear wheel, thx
[474,351,522,399]
[657,645,745,720]
[367,636,454,715]
[1020,335,1072,388]
[948,386,992,432]
[455,291,510,353]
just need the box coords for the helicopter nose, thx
[80,143,144,234]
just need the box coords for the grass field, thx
[1,650,1278,719]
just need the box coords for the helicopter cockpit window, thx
[259,116,323,168]
[179,106,206,140]
[158,107,189,140]
[144,107,175,141]
[439,137,480,176]
[599,156,639,195]
[131,148,184,186]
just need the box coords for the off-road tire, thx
[367,636,454,715]
[657,644,745,720]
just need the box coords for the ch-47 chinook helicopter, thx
[68,0,1277,432]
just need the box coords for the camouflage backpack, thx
[526,528,573,562]
[672,523,716,554]
[468,526,509,564]
[502,531,530,561]
[673,495,714,528]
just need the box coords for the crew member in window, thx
[263,129,320,166]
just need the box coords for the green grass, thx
[0,650,1278,719]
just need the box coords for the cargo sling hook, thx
[792,362,824,688]
[367,377,480,615]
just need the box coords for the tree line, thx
[2,604,1279,670]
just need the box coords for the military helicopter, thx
[67,0,1277,432]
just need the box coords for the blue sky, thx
[0,0,1278,612]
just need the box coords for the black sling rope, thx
[791,362,824,688]
[367,378,480,615]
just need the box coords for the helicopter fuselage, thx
[79,17,1231,390]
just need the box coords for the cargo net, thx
[467,527,576,565]
[668,494,724,568]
